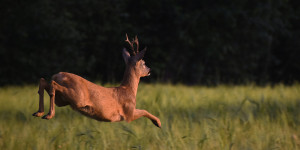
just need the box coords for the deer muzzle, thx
[147,69,151,76]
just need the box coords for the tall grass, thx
[0,84,300,149]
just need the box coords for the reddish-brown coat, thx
[32,36,161,128]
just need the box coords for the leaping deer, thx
[32,34,161,128]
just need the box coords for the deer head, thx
[122,34,151,78]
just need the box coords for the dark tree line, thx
[0,0,299,85]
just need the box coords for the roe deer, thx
[32,34,161,128]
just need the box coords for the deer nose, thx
[147,68,151,76]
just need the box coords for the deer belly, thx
[54,93,70,107]
[77,104,124,122]
[75,105,108,122]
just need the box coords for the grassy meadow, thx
[0,83,300,150]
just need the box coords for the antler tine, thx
[125,33,136,55]
[134,35,139,53]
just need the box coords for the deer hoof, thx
[32,111,44,117]
[151,119,161,128]
[42,114,53,120]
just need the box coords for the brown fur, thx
[32,36,161,128]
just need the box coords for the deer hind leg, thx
[130,109,161,128]
[32,78,49,117]
[42,80,66,120]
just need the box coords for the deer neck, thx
[120,68,140,96]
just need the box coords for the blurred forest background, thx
[0,0,299,86]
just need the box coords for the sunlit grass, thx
[0,83,300,149]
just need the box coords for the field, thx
[0,83,300,150]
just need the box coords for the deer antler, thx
[125,34,139,55]
[134,35,139,53]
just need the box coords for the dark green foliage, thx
[0,0,299,85]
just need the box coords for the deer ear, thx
[135,47,147,61]
[122,48,131,64]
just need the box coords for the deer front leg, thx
[130,109,161,128]
[32,78,48,117]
